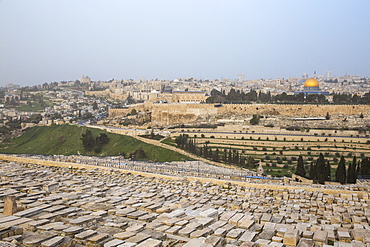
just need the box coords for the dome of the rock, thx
[294,76,329,96]
[304,78,319,88]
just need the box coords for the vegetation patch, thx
[139,130,164,140]
[169,132,370,183]
[0,124,190,162]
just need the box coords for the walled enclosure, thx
[109,103,370,126]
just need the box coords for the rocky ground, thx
[0,160,369,247]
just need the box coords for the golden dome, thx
[304,78,319,88]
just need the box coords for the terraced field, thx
[165,127,370,177]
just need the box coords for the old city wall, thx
[206,104,370,117]
[85,90,128,100]
[109,103,370,126]
[109,92,127,100]
[84,89,110,97]
[109,103,149,118]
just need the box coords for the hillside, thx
[0,124,190,162]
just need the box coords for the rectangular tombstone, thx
[3,196,17,216]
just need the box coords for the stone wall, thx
[85,89,128,100]
[0,155,365,196]
[109,103,370,126]
[84,89,110,97]
[109,103,149,118]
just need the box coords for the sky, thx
[1,0,370,86]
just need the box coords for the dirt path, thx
[89,124,243,170]
[134,135,239,169]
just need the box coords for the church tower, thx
[276,76,281,87]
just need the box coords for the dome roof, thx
[304,78,319,88]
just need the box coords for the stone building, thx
[81,74,91,84]
[295,78,329,96]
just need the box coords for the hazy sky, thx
[1,0,369,86]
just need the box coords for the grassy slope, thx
[0,124,190,162]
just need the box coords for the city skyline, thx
[1,0,370,86]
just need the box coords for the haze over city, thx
[1,0,370,86]
[3,2,370,246]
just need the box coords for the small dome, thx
[304,78,319,88]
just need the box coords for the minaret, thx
[314,71,317,79]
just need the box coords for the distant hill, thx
[0,124,190,162]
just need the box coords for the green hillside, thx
[0,124,190,162]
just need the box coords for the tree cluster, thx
[250,114,260,125]
[335,156,370,184]
[206,89,264,103]
[139,130,164,140]
[175,134,258,168]
[80,130,110,153]
[129,147,146,159]
[0,119,21,138]
[308,153,331,184]
[298,153,370,184]
[176,135,370,184]
[333,92,370,104]
[206,88,370,105]
[295,155,305,177]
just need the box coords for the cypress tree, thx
[317,153,326,184]
[185,138,189,150]
[347,161,352,184]
[214,148,220,162]
[223,149,227,162]
[365,157,370,175]
[312,163,318,182]
[335,156,346,184]
[356,160,361,177]
[246,156,255,168]
[360,157,370,176]
[360,158,366,175]
[309,163,315,180]
[352,156,357,183]
[325,161,331,181]
[240,157,246,167]
[347,156,357,184]
[192,139,197,155]
[295,155,306,177]
[203,145,208,158]
[234,150,239,164]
